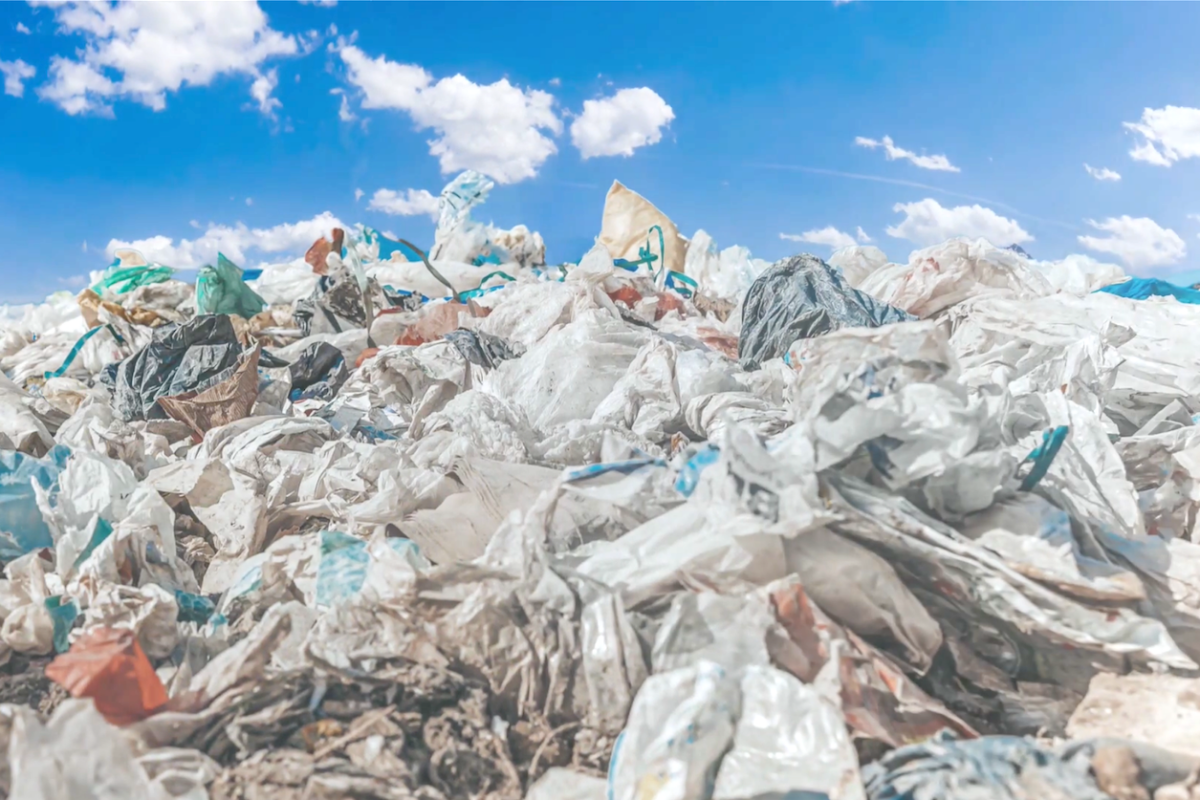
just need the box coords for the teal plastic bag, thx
[315,530,424,608]
[46,595,78,653]
[0,445,72,561]
[90,263,174,296]
[196,254,267,318]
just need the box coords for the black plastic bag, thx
[110,315,244,421]
[287,342,349,402]
[738,254,913,370]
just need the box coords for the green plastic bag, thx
[196,254,267,318]
[90,264,174,296]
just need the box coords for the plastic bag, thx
[828,244,889,288]
[429,170,546,267]
[195,254,266,318]
[109,314,244,421]
[858,238,1053,318]
[712,665,865,800]
[682,229,770,303]
[286,341,349,402]
[8,700,157,799]
[599,181,686,281]
[158,345,261,437]
[45,626,168,725]
[0,445,71,560]
[608,661,740,800]
[738,254,913,370]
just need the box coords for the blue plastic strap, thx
[675,445,720,496]
[563,458,666,483]
[1019,426,1069,491]
[43,324,125,380]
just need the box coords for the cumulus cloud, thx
[37,1,297,116]
[0,60,35,98]
[855,135,960,172]
[106,211,344,268]
[248,68,281,117]
[1077,215,1186,272]
[1124,105,1200,167]
[856,226,872,243]
[367,188,439,219]
[15,23,31,35]
[886,198,1032,246]
[1084,163,1121,182]
[354,188,364,201]
[780,226,857,249]
[339,44,561,184]
[570,87,674,159]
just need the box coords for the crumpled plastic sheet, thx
[738,254,912,370]
[861,731,1110,800]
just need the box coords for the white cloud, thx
[1124,106,1200,167]
[299,0,337,5]
[38,1,297,117]
[354,188,364,202]
[15,23,31,35]
[81,241,88,253]
[780,226,857,249]
[856,226,872,243]
[248,68,280,117]
[1084,163,1121,182]
[855,135,960,172]
[0,60,36,98]
[886,198,1032,246]
[329,87,355,121]
[549,77,561,87]
[367,188,439,219]
[570,87,674,159]
[189,219,201,229]
[106,211,345,268]
[339,44,561,184]
[1189,213,1200,223]
[1077,215,1186,272]
[245,197,253,206]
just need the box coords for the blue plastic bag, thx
[1097,277,1200,304]
[0,446,72,561]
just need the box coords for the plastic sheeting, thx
[738,254,912,369]
[4,176,1200,800]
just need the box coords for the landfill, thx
[4,170,1200,800]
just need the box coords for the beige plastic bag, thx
[598,181,686,277]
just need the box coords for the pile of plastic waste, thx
[6,169,1200,800]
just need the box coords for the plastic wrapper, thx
[195,255,266,319]
[738,254,912,370]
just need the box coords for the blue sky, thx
[4,1,1200,303]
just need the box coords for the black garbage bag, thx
[109,315,244,421]
[287,342,349,402]
[443,329,525,370]
[738,254,913,370]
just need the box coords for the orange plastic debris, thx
[606,285,643,308]
[45,627,168,726]
[355,347,381,368]
[654,292,686,321]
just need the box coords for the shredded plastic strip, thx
[43,324,125,381]
[1019,426,1070,491]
